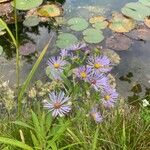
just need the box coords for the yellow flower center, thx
[94,63,103,69]
[104,95,111,101]
[80,71,87,78]
[54,102,61,109]
[54,63,60,68]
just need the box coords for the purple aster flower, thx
[74,66,91,81]
[87,55,112,74]
[43,91,72,117]
[101,88,119,108]
[66,42,87,51]
[60,49,69,57]
[90,106,103,123]
[47,56,67,72]
[88,73,109,91]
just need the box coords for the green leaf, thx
[30,131,40,148]
[56,33,78,49]
[67,17,89,31]
[11,0,43,10]
[13,121,34,130]
[0,22,5,31]
[92,21,108,30]
[83,28,104,44]
[18,38,52,113]
[31,110,44,141]
[37,4,62,17]
[91,126,99,150]
[0,137,33,150]
[121,2,150,21]
[23,16,40,27]
[139,0,150,7]
[0,45,3,55]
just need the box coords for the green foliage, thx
[11,0,43,10]
[139,0,150,7]
[0,137,33,150]
[56,33,78,48]
[18,39,52,115]
[121,2,150,21]
[23,16,40,27]
[83,28,104,43]
[13,110,71,149]
[67,17,89,31]
[0,45,3,55]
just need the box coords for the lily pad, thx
[139,0,150,7]
[67,17,89,31]
[109,13,136,33]
[56,33,78,49]
[11,0,43,10]
[0,45,3,55]
[83,28,104,44]
[121,2,150,21]
[102,49,121,66]
[89,16,106,24]
[89,16,108,30]
[144,16,150,28]
[37,4,62,17]
[105,33,132,51]
[19,42,36,56]
[124,24,150,41]
[23,16,40,27]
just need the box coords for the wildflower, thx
[43,91,71,117]
[90,107,103,123]
[47,56,67,72]
[88,73,109,91]
[101,88,119,108]
[66,42,87,51]
[74,66,91,81]
[87,55,112,74]
[142,99,150,107]
[60,49,69,57]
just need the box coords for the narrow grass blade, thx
[0,137,33,150]
[92,126,99,150]
[18,35,53,115]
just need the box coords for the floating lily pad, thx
[144,16,150,28]
[11,0,43,10]
[37,4,62,17]
[109,13,136,33]
[139,0,150,7]
[102,49,121,65]
[83,28,104,44]
[23,16,40,27]
[89,16,108,30]
[121,2,150,21]
[89,16,106,24]
[124,24,150,41]
[56,33,78,49]
[19,42,36,56]
[67,17,89,31]
[105,33,132,51]
[0,45,3,55]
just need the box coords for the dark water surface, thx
[0,0,150,100]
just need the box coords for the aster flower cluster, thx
[44,43,119,122]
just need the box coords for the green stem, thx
[14,0,20,90]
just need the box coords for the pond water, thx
[0,0,150,102]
